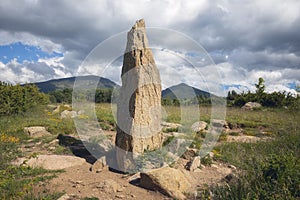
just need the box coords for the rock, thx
[242,102,262,110]
[211,119,228,128]
[52,105,61,114]
[57,194,79,200]
[24,126,51,138]
[228,164,237,170]
[60,110,78,119]
[161,121,182,131]
[127,172,141,182]
[64,104,71,110]
[208,151,214,158]
[140,166,191,200]
[226,135,261,143]
[115,19,163,171]
[181,148,198,160]
[191,121,207,132]
[97,179,121,193]
[185,156,201,171]
[90,156,108,173]
[14,155,86,170]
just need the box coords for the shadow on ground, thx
[57,134,99,164]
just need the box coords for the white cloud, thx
[0,31,63,53]
[0,0,299,96]
[0,56,71,84]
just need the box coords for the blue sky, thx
[0,42,63,64]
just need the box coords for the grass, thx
[0,103,299,199]
[198,107,300,199]
[0,105,70,199]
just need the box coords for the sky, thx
[0,0,299,95]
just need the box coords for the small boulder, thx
[161,121,182,132]
[52,105,61,114]
[140,166,191,200]
[14,155,86,170]
[191,121,207,132]
[185,156,201,172]
[97,179,121,193]
[60,110,78,119]
[242,102,262,110]
[90,156,108,173]
[211,119,228,128]
[24,126,51,138]
[57,194,79,200]
[181,148,198,160]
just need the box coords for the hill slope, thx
[32,75,118,93]
[162,83,211,99]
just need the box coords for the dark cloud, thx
[0,0,299,92]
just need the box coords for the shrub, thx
[0,82,49,115]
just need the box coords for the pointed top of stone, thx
[132,19,145,29]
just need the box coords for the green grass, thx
[1,103,299,199]
[199,107,300,199]
[0,165,63,199]
[0,105,69,199]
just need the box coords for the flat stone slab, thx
[24,126,51,138]
[14,155,86,170]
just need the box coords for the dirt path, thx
[45,162,168,200]
[16,131,241,199]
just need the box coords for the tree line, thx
[49,88,113,104]
[1,77,298,116]
[227,78,299,108]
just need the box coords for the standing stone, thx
[115,19,163,171]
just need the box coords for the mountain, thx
[32,75,118,93]
[162,83,211,99]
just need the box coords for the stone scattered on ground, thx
[52,104,72,114]
[57,194,80,200]
[242,102,262,110]
[140,166,192,200]
[211,119,229,129]
[185,156,201,172]
[24,126,51,138]
[161,121,182,131]
[227,135,264,143]
[60,110,78,119]
[191,121,207,132]
[14,155,86,170]
[90,156,109,173]
[181,148,198,160]
[97,179,122,193]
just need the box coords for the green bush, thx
[0,82,49,115]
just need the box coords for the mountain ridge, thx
[30,75,118,93]
[29,76,212,98]
[162,82,211,99]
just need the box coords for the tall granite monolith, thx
[115,19,162,171]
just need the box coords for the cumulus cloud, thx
[0,0,299,95]
[0,57,72,84]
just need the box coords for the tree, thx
[255,77,265,96]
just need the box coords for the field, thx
[0,103,299,199]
